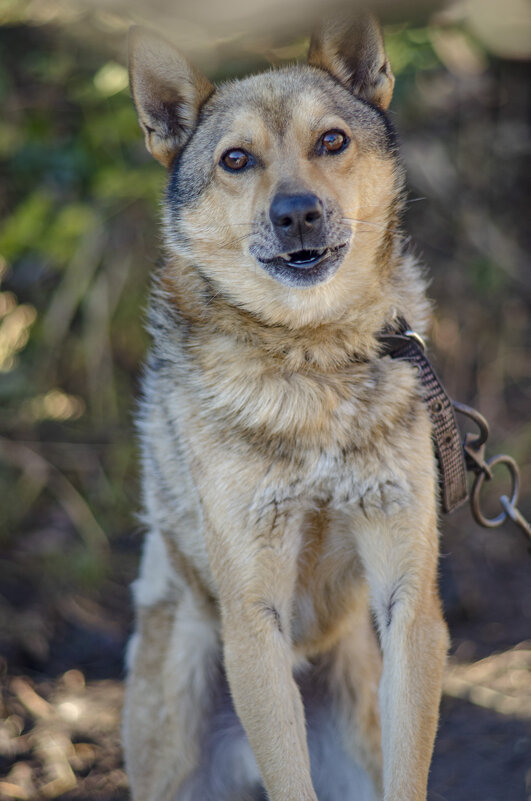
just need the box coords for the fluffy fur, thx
[124,13,448,801]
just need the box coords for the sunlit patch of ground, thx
[431,643,531,801]
[0,672,126,800]
[444,642,531,719]
[1,644,530,801]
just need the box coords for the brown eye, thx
[221,149,251,171]
[320,130,348,154]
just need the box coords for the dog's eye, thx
[220,149,252,171]
[319,130,348,155]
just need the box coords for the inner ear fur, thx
[128,26,214,168]
[308,12,394,111]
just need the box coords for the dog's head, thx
[130,15,402,327]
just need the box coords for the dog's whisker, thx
[225,232,254,248]
[341,217,385,228]
[203,288,224,308]
[341,217,402,235]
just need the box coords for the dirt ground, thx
[1,508,530,801]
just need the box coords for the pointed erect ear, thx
[308,13,394,111]
[128,26,214,168]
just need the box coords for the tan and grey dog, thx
[124,12,449,801]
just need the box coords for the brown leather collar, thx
[377,318,468,514]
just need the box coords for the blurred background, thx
[0,0,529,799]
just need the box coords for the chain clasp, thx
[453,401,531,549]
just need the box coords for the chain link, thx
[453,401,531,549]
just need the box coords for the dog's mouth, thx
[279,248,328,268]
[254,242,348,287]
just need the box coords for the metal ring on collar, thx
[471,454,520,528]
[404,330,426,351]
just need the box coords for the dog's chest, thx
[301,447,410,513]
[194,337,418,448]
[193,345,420,511]
[249,441,412,538]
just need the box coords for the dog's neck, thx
[157,240,429,374]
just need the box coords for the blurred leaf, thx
[470,258,506,295]
[0,191,54,262]
[93,60,128,96]
[43,203,98,265]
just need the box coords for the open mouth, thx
[280,248,328,268]
[252,242,349,287]
[264,243,346,270]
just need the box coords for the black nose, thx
[269,193,323,242]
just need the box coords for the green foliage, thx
[0,18,163,590]
[470,257,506,295]
[385,25,440,76]
[0,8,529,609]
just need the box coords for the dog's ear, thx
[308,12,394,110]
[128,27,214,168]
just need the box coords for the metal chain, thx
[377,319,530,551]
[452,401,531,549]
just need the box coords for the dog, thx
[123,12,449,801]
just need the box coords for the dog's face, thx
[130,15,402,326]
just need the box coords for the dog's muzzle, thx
[253,243,348,287]
[269,192,324,250]
[249,192,350,287]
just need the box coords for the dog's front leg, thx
[207,505,318,801]
[357,508,449,801]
